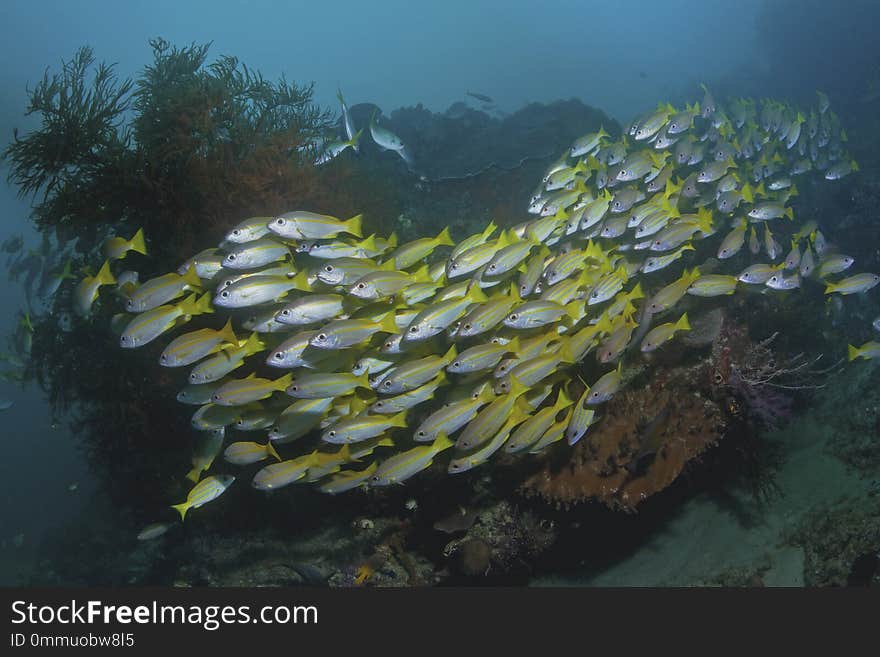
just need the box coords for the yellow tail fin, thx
[130,228,147,255]
[847,344,860,362]
[171,502,190,521]
[344,214,363,238]
[436,226,454,247]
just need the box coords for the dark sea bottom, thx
[7,359,878,588]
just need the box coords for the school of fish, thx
[80,88,870,520]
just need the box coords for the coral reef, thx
[521,359,726,511]
[789,495,880,586]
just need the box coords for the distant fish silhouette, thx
[466,91,493,103]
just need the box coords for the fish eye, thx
[509,313,518,321]
[290,385,298,391]
[221,290,230,298]
[463,323,472,330]
[274,352,283,360]
[275,218,285,225]
[125,299,133,309]
[409,326,418,333]
[121,336,128,343]
[227,254,236,260]
[770,276,778,283]
[451,263,459,270]
[233,229,241,235]
[316,333,327,341]
[324,265,333,272]
[281,309,290,316]
[383,380,393,388]
[328,430,336,437]
[591,291,599,298]
[357,283,366,289]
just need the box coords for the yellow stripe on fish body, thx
[309,312,399,350]
[446,336,520,375]
[505,388,573,454]
[268,211,363,240]
[446,230,512,279]
[276,294,346,326]
[322,410,408,444]
[498,347,573,393]
[567,314,613,362]
[369,433,454,486]
[586,361,623,405]
[456,376,529,450]
[687,274,738,297]
[825,273,880,295]
[457,284,520,338]
[503,299,580,329]
[212,373,293,406]
[318,463,378,494]
[222,237,291,270]
[225,216,274,243]
[390,227,455,270]
[370,372,447,414]
[413,385,495,442]
[315,257,387,286]
[223,441,281,466]
[268,397,335,441]
[587,266,629,305]
[120,292,212,349]
[171,474,235,521]
[348,266,430,300]
[252,453,318,490]
[304,445,358,482]
[640,313,691,352]
[448,411,524,473]
[528,407,574,454]
[160,318,238,367]
[214,274,308,309]
[484,235,538,277]
[648,267,700,313]
[451,221,498,260]
[286,372,371,399]
[566,387,597,445]
[378,345,456,395]
[126,266,202,313]
[518,245,552,298]
[641,243,695,273]
[403,286,487,341]
[190,403,244,431]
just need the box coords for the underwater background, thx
[0,0,879,587]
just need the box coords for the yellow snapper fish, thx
[124,265,202,313]
[369,434,454,486]
[74,260,116,317]
[640,313,691,352]
[318,462,378,494]
[847,341,880,361]
[211,372,294,406]
[825,273,880,295]
[390,227,455,270]
[103,228,147,261]
[171,474,235,521]
[268,211,363,241]
[687,274,738,297]
[186,427,226,482]
[223,441,281,466]
[119,293,213,348]
[252,452,320,490]
[159,318,238,367]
